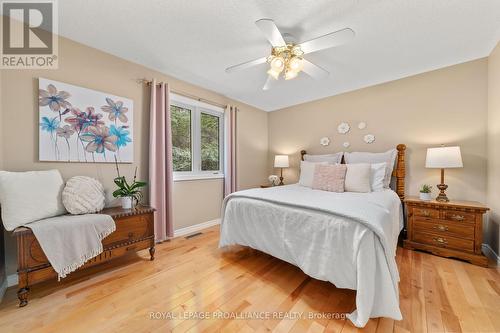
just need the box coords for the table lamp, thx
[425,146,463,202]
[274,155,289,186]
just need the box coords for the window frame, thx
[170,94,224,181]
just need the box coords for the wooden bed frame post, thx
[394,144,406,201]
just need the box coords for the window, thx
[170,94,224,180]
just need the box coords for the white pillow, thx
[62,176,105,215]
[0,170,67,231]
[345,163,371,193]
[299,161,328,187]
[370,163,387,192]
[344,149,397,188]
[304,152,343,164]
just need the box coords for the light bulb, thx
[267,68,280,80]
[270,56,285,71]
[284,70,298,80]
[288,57,304,72]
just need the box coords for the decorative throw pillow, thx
[344,149,397,188]
[370,162,387,192]
[62,176,105,215]
[344,163,371,193]
[304,152,343,164]
[0,170,67,231]
[299,161,328,187]
[311,164,347,192]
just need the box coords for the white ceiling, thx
[57,0,500,111]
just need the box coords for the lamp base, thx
[278,176,284,186]
[436,183,449,202]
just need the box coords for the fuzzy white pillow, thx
[0,170,66,231]
[299,161,328,187]
[345,163,371,193]
[62,176,105,215]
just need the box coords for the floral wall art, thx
[39,78,133,163]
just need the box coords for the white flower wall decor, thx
[320,137,330,146]
[337,122,350,134]
[358,122,367,130]
[364,134,375,144]
[343,141,350,148]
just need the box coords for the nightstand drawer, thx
[413,231,474,252]
[443,211,476,223]
[413,207,440,219]
[413,219,474,239]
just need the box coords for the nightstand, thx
[403,196,489,266]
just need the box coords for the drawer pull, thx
[434,225,448,232]
[450,214,465,221]
[421,210,430,217]
[433,237,448,246]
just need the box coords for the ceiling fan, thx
[225,19,355,90]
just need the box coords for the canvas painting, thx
[38,78,134,163]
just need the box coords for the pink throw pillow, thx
[312,164,347,192]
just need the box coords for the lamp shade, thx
[425,146,463,169]
[274,155,289,168]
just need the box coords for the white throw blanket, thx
[219,184,402,327]
[28,214,116,280]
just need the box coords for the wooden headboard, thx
[300,144,406,201]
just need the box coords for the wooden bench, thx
[12,206,155,306]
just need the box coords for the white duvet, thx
[219,184,403,328]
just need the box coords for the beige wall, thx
[0,36,268,275]
[487,42,500,256]
[269,59,488,203]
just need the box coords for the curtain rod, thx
[136,78,228,109]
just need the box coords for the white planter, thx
[121,196,134,209]
[419,192,432,201]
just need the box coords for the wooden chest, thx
[403,197,489,266]
[13,206,155,307]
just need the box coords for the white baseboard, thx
[482,243,500,265]
[174,219,220,238]
[7,274,18,287]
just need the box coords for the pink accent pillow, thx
[311,164,347,192]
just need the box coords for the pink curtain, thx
[224,105,237,197]
[149,80,174,241]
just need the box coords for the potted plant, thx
[113,157,147,209]
[419,184,432,201]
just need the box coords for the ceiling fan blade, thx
[299,28,354,54]
[263,75,278,91]
[302,60,329,79]
[255,19,286,47]
[225,57,267,73]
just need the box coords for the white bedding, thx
[219,184,403,327]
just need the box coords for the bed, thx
[219,144,406,328]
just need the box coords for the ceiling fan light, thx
[270,56,285,71]
[267,68,280,80]
[288,57,304,72]
[284,69,298,80]
[291,45,304,56]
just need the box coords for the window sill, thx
[173,173,225,182]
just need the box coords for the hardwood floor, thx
[0,225,499,333]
